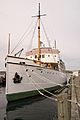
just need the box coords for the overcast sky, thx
[0,0,80,70]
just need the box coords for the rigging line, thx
[41,19,56,62]
[30,70,64,87]
[27,19,38,51]
[41,18,50,47]
[11,19,35,53]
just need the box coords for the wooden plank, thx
[57,93,70,120]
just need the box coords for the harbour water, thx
[0,86,58,120]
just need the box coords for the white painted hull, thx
[6,55,67,102]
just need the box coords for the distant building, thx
[73,70,80,76]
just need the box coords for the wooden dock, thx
[71,76,80,120]
[57,75,80,120]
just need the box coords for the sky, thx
[0,0,80,70]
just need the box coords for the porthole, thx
[48,55,50,57]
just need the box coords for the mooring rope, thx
[30,69,64,87]
[22,65,80,107]
[31,80,57,101]
[22,66,57,101]
[31,75,57,97]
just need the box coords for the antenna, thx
[54,40,56,49]
[8,33,10,54]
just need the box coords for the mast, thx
[54,40,56,49]
[38,3,40,60]
[32,3,46,61]
[8,33,10,54]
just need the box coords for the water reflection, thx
[0,86,58,120]
[6,96,58,120]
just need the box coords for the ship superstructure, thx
[26,47,65,71]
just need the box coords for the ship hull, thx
[6,55,67,102]
[6,86,61,102]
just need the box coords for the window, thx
[42,54,45,58]
[35,55,37,58]
[40,55,41,58]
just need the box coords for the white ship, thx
[5,3,67,102]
